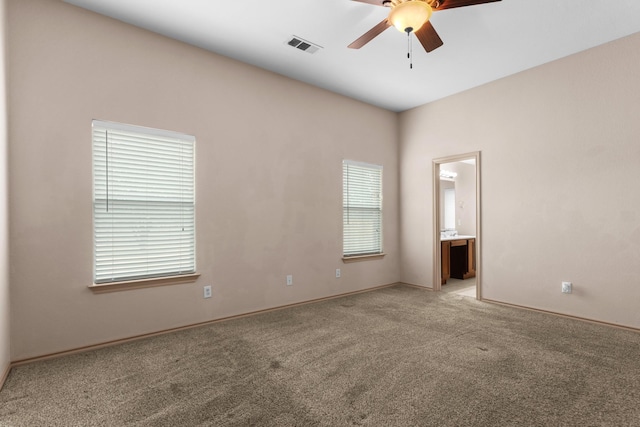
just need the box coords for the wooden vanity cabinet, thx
[441,238,475,284]
[441,241,451,285]
[467,238,476,279]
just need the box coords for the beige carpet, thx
[1,284,639,426]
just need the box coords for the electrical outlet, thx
[562,281,572,294]
[286,275,293,286]
[336,269,341,278]
[203,285,212,299]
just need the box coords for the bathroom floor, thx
[441,278,476,298]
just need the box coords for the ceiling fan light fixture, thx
[388,0,433,33]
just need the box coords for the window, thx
[92,120,195,284]
[343,160,383,257]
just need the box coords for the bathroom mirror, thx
[438,161,476,238]
[443,188,455,230]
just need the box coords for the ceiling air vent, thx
[286,36,322,54]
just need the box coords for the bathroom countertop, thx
[440,235,476,242]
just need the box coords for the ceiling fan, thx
[348,0,501,53]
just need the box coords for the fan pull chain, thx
[406,29,413,69]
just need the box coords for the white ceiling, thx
[63,0,640,112]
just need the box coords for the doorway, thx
[432,152,481,299]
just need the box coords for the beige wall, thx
[0,0,10,381]
[7,0,399,360]
[400,32,640,329]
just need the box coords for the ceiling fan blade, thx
[348,19,392,49]
[350,0,390,6]
[415,21,444,53]
[434,0,501,11]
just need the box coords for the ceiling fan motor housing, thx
[386,0,441,7]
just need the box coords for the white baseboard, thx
[0,362,10,391]
[482,298,640,333]
[11,282,401,367]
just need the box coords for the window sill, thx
[342,253,386,263]
[89,273,200,294]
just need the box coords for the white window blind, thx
[343,160,383,257]
[92,120,195,284]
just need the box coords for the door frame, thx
[432,151,482,299]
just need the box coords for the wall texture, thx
[400,32,640,329]
[7,0,399,360]
[0,0,10,384]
